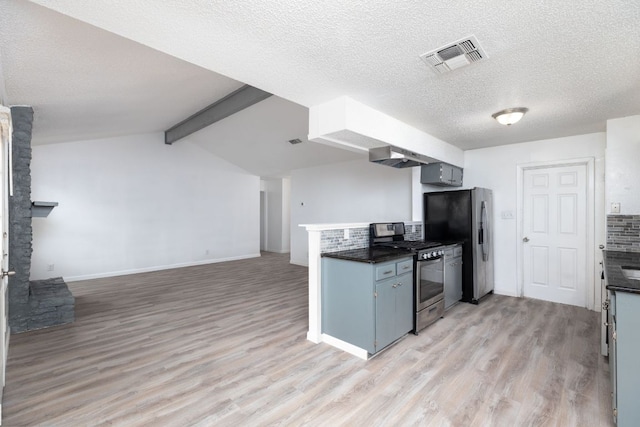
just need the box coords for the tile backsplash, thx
[320,227,369,253]
[607,215,640,252]
[321,224,423,253]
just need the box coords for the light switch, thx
[501,210,515,219]
[611,202,621,214]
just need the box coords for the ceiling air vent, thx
[420,35,487,74]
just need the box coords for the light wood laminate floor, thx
[3,252,612,426]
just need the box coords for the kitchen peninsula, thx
[300,221,423,359]
[322,251,414,356]
[300,221,422,359]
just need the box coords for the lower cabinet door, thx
[394,273,414,337]
[609,293,617,424]
[444,256,462,309]
[375,279,397,352]
[375,273,413,353]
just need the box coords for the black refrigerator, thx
[423,188,494,304]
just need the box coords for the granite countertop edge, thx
[321,241,464,264]
[603,249,640,294]
[321,248,413,264]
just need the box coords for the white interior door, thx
[522,164,587,307]
[0,106,11,421]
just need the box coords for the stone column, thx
[8,106,34,332]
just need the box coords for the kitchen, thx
[1,0,639,425]
[298,119,637,425]
[296,115,640,425]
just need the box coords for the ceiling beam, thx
[165,84,272,144]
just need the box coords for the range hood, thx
[369,145,434,168]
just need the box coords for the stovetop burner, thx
[374,240,442,251]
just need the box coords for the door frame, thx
[516,157,595,309]
[0,105,11,421]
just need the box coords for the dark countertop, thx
[438,240,465,247]
[603,250,640,294]
[441,241,464,250]
[321,247,412,264]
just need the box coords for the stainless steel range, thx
[370,222,445,333]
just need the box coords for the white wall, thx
[462,132,606,302]
[31,132,260,281]
[290,159,412,265]
[605,115,640,214]
[261,177,291,253]
[282,177,291,252]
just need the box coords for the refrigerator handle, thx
[480,201,489,261]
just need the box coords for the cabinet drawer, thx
[417,299,444,328]
[375,264,396,281]
[396,260,413,275]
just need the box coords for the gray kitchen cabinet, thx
[375,272,413,351]
[444,245,463,310]
[420,162,463,187]
[608,290,640,426]
[322,256,413,355]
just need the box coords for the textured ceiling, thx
[24,0,640,151]
[0,0,243,145]
[0,0,362,177]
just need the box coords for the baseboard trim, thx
[63,253,262,282]
[320,333,369,360]
[493,289,519,298]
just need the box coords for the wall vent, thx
[288,138,303,145]
[420,35,487,74]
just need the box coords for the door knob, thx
[1,270,15,278]
[523,237,529,242]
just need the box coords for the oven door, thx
[416,257,444,311]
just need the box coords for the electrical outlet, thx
[343,229,350,239]
[611,202,621,214]
[47,264,54,271]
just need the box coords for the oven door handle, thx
[420,258,443,265]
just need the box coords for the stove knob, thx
[439,250,444,256]
[422,253,428,260]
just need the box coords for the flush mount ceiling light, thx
[492,108,528,126]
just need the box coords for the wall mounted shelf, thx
[31,201,58,218]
